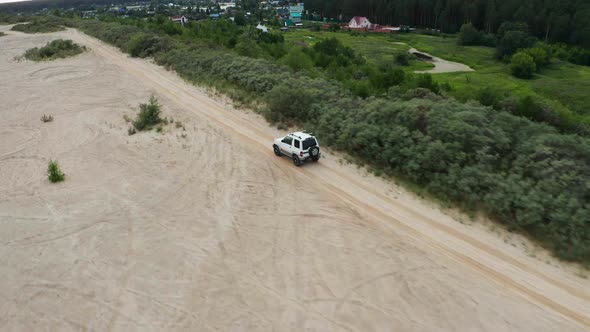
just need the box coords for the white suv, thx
[273,131,321,166]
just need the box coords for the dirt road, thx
[1,27,589,331]
[392,42,474,74]
[410,47,474,74]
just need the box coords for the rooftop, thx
[289,131,315,140]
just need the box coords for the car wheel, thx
[273,145,281,156]
[292,154,302,167]
[310,147,320,162]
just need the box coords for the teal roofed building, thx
[289,3,304,23]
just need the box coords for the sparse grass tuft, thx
[175,120,183,128]
[40,114,54,122]
[24,39,85,61]
[47,160,65,183]
[127,126,136,135]
[132,95,162,131]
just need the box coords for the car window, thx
[302,138,317,150]
[282,136,293,145]
[294,140,300,149]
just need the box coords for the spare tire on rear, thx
[310,147,320,161]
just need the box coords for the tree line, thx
[305,0,590,48]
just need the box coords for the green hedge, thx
[11,16,65,33]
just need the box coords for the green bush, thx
[416,74,440,94]
[477,86,503,109]
[11,17,65,33]
[394,51,410,66]
[280,47,314,72]
[127,33,173,58]
[47,160,65,183]
[77,20,144,49]
[234,28,265,58]
[551,44,590,66]
[510,52,536,79]
[520,46,551,70]
[457,23,496,47]
[380,67,406,88]
[133,95,163,131]
[24,39,85,61]
[496,28,536,60]
[458,23,479,45]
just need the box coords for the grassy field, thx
[283,29,590,118]
[392,33,590,116]
[283,29,434,71]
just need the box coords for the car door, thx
[280,136,293,154]
[293,139,301,156]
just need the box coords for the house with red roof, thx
[170,15,188,24]
[348,16,372,29]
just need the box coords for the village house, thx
[289,3,304,23]
[348,16,372,29]
[170,15,188,24]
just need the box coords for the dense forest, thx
[306,0,590,47]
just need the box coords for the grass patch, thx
[284,30,590,123]
[385,33,590,126]
[24,39,85,61]
[0,32,5,37]
[47,160,65,183]
[284,30,430,72]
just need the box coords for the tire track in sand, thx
[65,29,590,330]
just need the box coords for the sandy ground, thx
[410,47,474,74]
[0,27,589,331]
